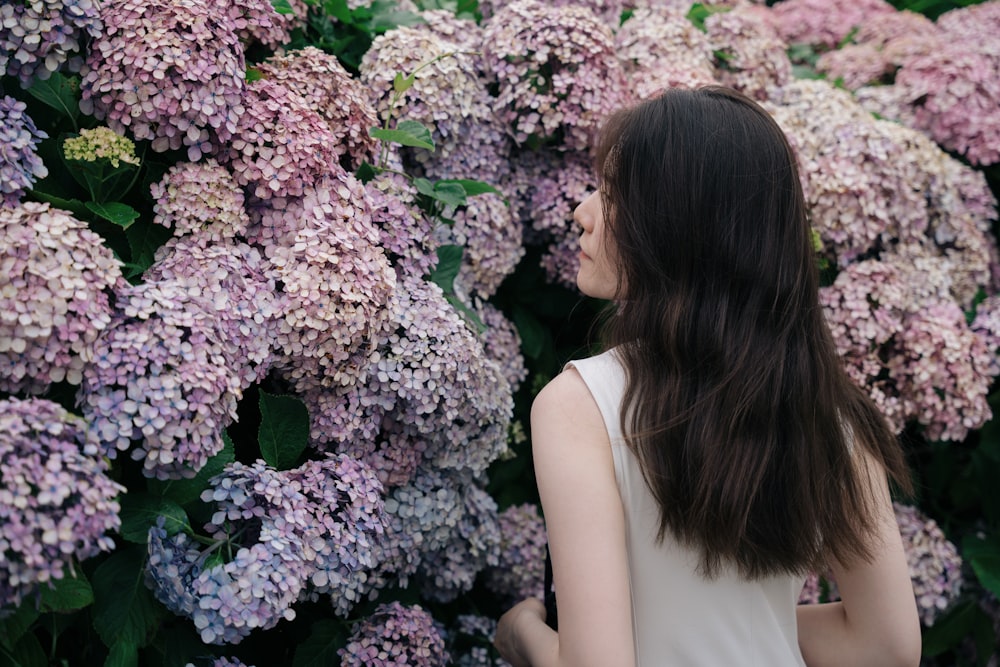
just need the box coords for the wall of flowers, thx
[1,0,999,665]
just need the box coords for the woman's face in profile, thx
[574,190,618,300]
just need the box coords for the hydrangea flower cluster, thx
[894,503,963,626]
[614,7,717,101]
[485,503,547,605]
[217,79,340,200]
[0,203,122,394]
[289,456,385,610]
[888,297,993,442]
[972,294,1000,377]
[798,572,839,605]
[264,173,396,391]
[820,251,996,441]
[80,0,247,160]
[0,0,102,85]
[361,24,510,184]
[63,126,141,168]
[450,615,511,667]
[770,0,897,50]
[481,0,631,152]
[0,397,123,608]
[257,47,379,171]
[305,275,511,486]
[417,482,501,602]
[339,601,449,667]
[815,11,940,89]
[147,456,385,643]
[150,160,250,241]
[936,2,1000,69]
[445,192,524,299]
[78,282,244,479]
[1,96,48,207]
[525,150,594,288]
[364,171,438,280]
[236,0,308,50]
[704,6,792,100]
[764,81,930,267]
[475,302,528,392]
[891,45,1000,167]
[144,236,278,385]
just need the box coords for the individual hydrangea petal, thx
[338,601,450,667]
[0,202,123,394]
[1,397,123,608]
[0,96,48,208]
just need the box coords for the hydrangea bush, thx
[1,0,999,664]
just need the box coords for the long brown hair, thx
[596,87,910,579]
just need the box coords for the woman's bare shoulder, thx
[530,367,609,451]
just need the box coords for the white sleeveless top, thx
[567,350,807,667]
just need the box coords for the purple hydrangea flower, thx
[770,0,897,50]
[257,46,379,171]
[80,0,248,161]
[78,282,245,479]
[1,397,123,608]
[894,503,963,626]
[339,601,450,667]
[0,0,102,85]
[705,5,792,100]
[482,0,632,152]
[150,160,250,241]
[0,203,123,394]
[484,503,547,606]
[1,96,48,208]
[615,7,717,101]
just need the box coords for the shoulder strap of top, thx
[565,349,627,443]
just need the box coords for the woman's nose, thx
[574,191,598,230]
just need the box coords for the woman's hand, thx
[495,598,547,667]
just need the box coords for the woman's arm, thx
[495,368,635,667]
[796,452,922,667]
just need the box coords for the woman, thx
[495,87,921,667]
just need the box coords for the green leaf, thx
[413,177,435,198]
[270,0,295,14]
[27,190,89,217]
[39,571,93,612]
[147,623,206,667]
[355,161,377,183]
[23,72,79,124]
[921,599,979,656]
[323,0,353,23]
[1,632,46,667]
[0,604,39,649]
[91,547,163,649]
[85,202,140,229]
[685,2,729,31]
[431,181,467,208]
[964,533,1000,598]
[292,620,345,667]
[392,71,416,93]
[258,390,310,470]
[246,67,265,82]
[437,179,502,198]
[124,220,172,279]
[370,119,435,151]
[148,432,235,506]
[119,494,190,544]
[103,641,138,667]
[428,245,463,293]
[511,305,548,360]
